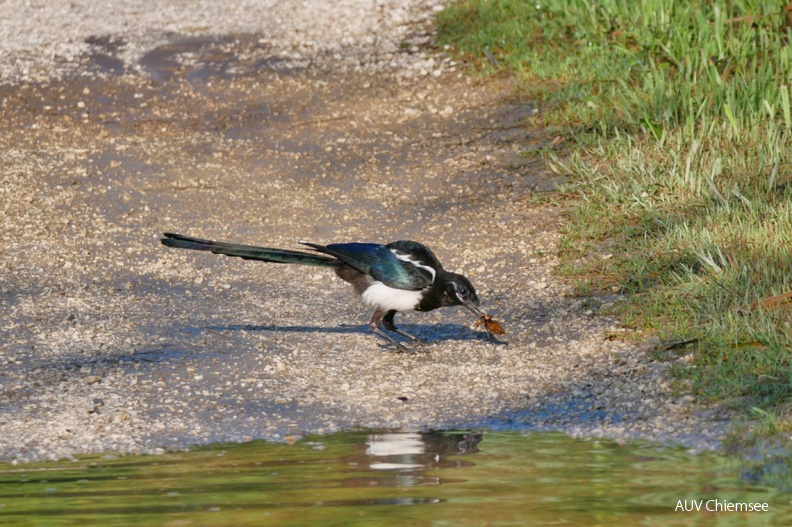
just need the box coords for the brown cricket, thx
[475,314,505,335]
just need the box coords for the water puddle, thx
[1,430,789,526]
[84,36,126,75]
[139,34,299,84]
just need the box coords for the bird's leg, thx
[382,310,423,343]
[369,309,415,353]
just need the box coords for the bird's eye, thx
[457,285,469,297]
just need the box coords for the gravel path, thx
[0,0,727,462]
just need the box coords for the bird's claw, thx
[372,327,423,354]
[374,333,425,354]
[396,340,427,353]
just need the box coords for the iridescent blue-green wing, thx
[302,242,434,290]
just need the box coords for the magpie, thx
[160,232,485,352]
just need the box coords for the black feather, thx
[161,233,338,267]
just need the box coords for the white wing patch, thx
[362,282,424,312]
[390,249,436,282]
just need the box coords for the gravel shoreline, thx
[0,0,728,463]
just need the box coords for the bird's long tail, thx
[161,233,338,267]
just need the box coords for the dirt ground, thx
[0,15,727,462]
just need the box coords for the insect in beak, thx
[475,314,506,335]
[462,299,484,316]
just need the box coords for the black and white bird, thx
[160,233,485,352]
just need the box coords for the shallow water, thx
[1,430,790,526]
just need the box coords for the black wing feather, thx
[162,233,337,267]
[303,241,435,290]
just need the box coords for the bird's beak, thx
[462,299,484,317]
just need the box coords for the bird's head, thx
[443,273,483,316]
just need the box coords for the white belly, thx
[361,282,423,312]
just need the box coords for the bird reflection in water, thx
[360,430,483,489]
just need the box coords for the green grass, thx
[438,0,792,418]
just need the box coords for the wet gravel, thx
[0,0,728,463]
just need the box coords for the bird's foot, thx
[372,328,423,354]
[377,342,421,354]
[402,338,426,352]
